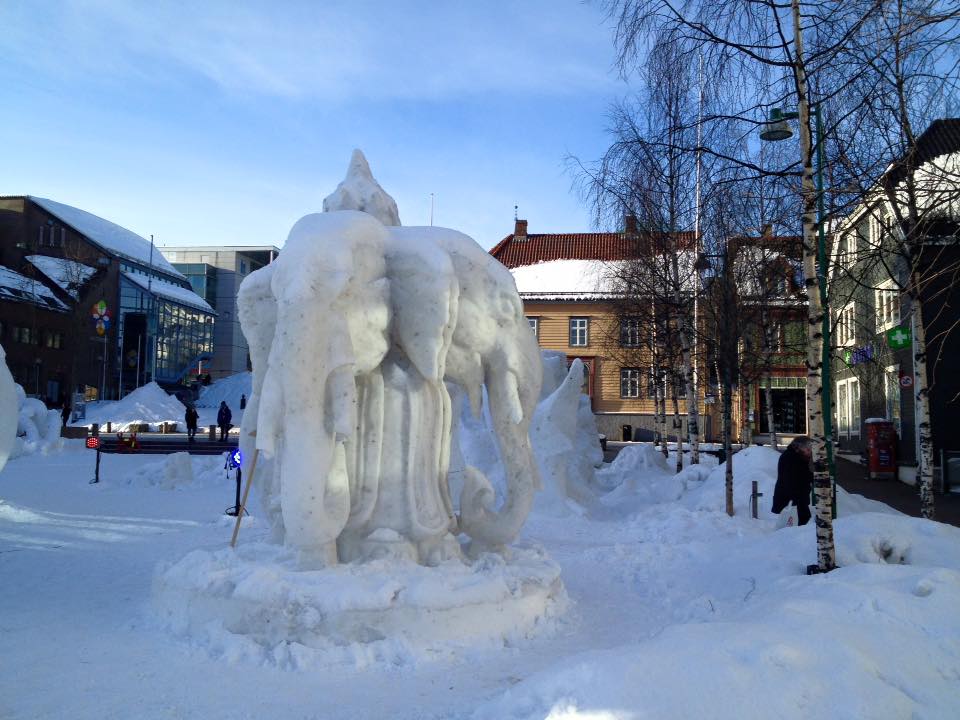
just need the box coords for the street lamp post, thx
[760,106,837,518]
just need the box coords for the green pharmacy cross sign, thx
[886,326,912,350]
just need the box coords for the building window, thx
[239,260,247,274]
[45,331,63,349]
[37,226,45,246]
[835,304,856,346]
[526,316,539,338]
[569,317,589,347]
[14,326,36,345]
[620,368,642,398]
[620,317,641,347]
[836,377,861,438]
[875,282,900,332]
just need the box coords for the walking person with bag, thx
[772,436,814,526]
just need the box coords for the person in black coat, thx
[61,401,71,428]
[772,436,814,525]
[185,405,199,441]
[217,401,232,441]
[240,394,247,410]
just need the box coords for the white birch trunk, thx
[765,380,778,448]
[910,292,935,519]
[793,0,835,571]
[672,391,683,472]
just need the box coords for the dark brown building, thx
[0,197,214,404]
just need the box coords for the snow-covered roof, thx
[511,255,699,300]
[30,197,184,279]
[511,259,618,300]
[0,265,68,311]
[25,255,97,300]
[121,272,215,314]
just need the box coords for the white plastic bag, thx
[776,505,799,529]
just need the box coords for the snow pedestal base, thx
[153,542,566,668]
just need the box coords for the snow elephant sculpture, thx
[237,210,542,567]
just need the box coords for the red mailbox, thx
[865,419,897,480]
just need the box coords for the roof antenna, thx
[514,204,518,221]
[430,193,435,226]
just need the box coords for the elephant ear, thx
[386,237,458,381]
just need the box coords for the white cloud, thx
[1,0,617,102]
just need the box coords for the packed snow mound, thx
[153,543,566,669]
[11,384,62,459]
[82,382,186,431]
[197,372,252,409]
[124,453,231,491]
[0,344,18,473]
[322,149,401,226]
[602,442,671,477]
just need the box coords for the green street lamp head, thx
[759,108,794,142]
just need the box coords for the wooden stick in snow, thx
[230,445,260,548]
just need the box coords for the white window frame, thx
[569,317,589,347]
[835,303,856,346]
[620,368,642,398]
[836,377,861,439]
[620,317,641,347]
[875,280,900,332]
[526,316,539,338]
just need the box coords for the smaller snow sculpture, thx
[531,359,597,513]
[13,383,62,458]
[0,344,19,473]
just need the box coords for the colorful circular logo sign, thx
[91,300,111,336]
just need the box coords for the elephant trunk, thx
[459,353,541,549]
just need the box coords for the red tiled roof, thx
[490,230,697,269]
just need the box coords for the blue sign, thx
[229,448,242,469]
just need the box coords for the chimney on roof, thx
[514,218,528,241]
[624,214,638,235]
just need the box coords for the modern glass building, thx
[161,246,278,379]
[117,267,215,390]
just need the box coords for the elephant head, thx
[387,228,543,551]
[238,211,391,564]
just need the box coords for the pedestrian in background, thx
[240,394,247,410]
[185,405,199,441]
[217,401,232,441]
[772,436,814,526]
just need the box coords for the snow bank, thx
[81,382,186,432]
[123,453,232,491]
[197,372,252,409]
[477,564,960,719]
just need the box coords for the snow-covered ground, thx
[2,438,958,719]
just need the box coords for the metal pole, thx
[101,332,107,401]
[814,105,837,518]
[135,335,141,389]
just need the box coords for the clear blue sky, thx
[0,1,627,250]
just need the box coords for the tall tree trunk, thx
[742,385,753,446]
[658,371,669,457]
[683,327,701,464]
[765,379,778,448]
[723,371,734,516]
[672,391,683,472]
[792,0,835,572]
[909,287,935,519]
